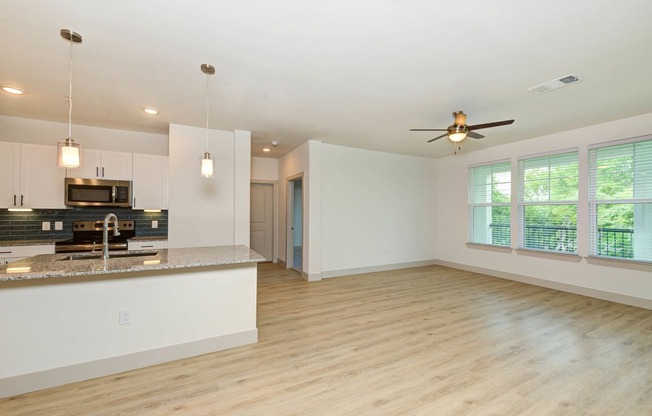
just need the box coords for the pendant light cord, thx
[68,36,74,141]
[205,70,210,152]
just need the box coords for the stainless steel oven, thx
[55,220,136,253]
[65,178,132,207]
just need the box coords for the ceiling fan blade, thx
[467,119,515,130]
[410,128,447,132]
[467,131,485,139]
[427,133,448,143]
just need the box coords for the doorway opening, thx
[287,175,303,273]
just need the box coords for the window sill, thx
[466,242,513,253]
[586,256,652,271]
[515,248,581,262]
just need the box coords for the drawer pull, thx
[0,251,13,254]
[141,245,154,248]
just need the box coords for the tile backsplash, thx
[0,208,167,241]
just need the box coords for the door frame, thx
[286,173,304,273]
[250,180,278,263]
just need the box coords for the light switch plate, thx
[41,222,50,231]
[54,221,63,231]
[152,220,158,229]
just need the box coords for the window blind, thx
[517,151,578,253]
[589,137,652,261]
[468,161,511,246]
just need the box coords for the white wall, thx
[321,144,437,274]
[0,115,168,155]
[168,124,250,248]
[234,130,252,245]
[434,112,652,303]
[251,157,279,181]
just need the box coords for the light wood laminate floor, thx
[2,264,651,415]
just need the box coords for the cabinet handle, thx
[141,245,154,248]
[13,194,16,206]
[102,167,105,177]
[20,195,24,206]
[134,197,136,207]
[96,167,99,177]
[0,251,12,254]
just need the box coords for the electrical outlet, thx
[152,220,158,229]
[54,221,63,231]
[41,222,51,231]
[119,309,133,325]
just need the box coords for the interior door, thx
[250,183,273,261]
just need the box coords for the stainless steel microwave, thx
[65,178,132,207]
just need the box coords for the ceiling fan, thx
[410,111,515,143]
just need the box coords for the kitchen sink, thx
[58,250,158,261]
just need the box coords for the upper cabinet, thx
[0,142,21,208]
[132,154,168,210]
[0,142,66,209]
[67,149,132,181]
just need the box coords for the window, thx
[468,161,511,246]
[518,151,578,253]
[589,137,652,262]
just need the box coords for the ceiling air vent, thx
[527,73,583,95]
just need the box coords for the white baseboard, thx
[0,329,258,399]
[435,260,652,310]
[305,272,321,281]
[320,260,439,280]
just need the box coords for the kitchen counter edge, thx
[0,245,264,282]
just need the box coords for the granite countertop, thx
[0,240,60,247]
[0,245,264,282]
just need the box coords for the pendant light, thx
[200,64,215,178]
[57,29,82,168]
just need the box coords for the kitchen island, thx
[0,245,264,399]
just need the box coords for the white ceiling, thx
[1,0,652,158]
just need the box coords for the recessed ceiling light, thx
[143,107,159,115]
[2,86,25,95]
[271,141,279,147]
[262,147,271,152]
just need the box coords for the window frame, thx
[467,159,512,247]
[588,135,652,263]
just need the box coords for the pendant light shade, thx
[58,138,81,168]
[58,29,82,169]
[201,152,214,178]
[200,64,215,178]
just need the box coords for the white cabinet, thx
[127,240,168,251]
[132,154,168,210]
[0,245,54,264]
[0,142,65,209]
[21,145,67,209]
[68,149,132,180]
[0,142,21,208]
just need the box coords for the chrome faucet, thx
[103,213,120,260]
